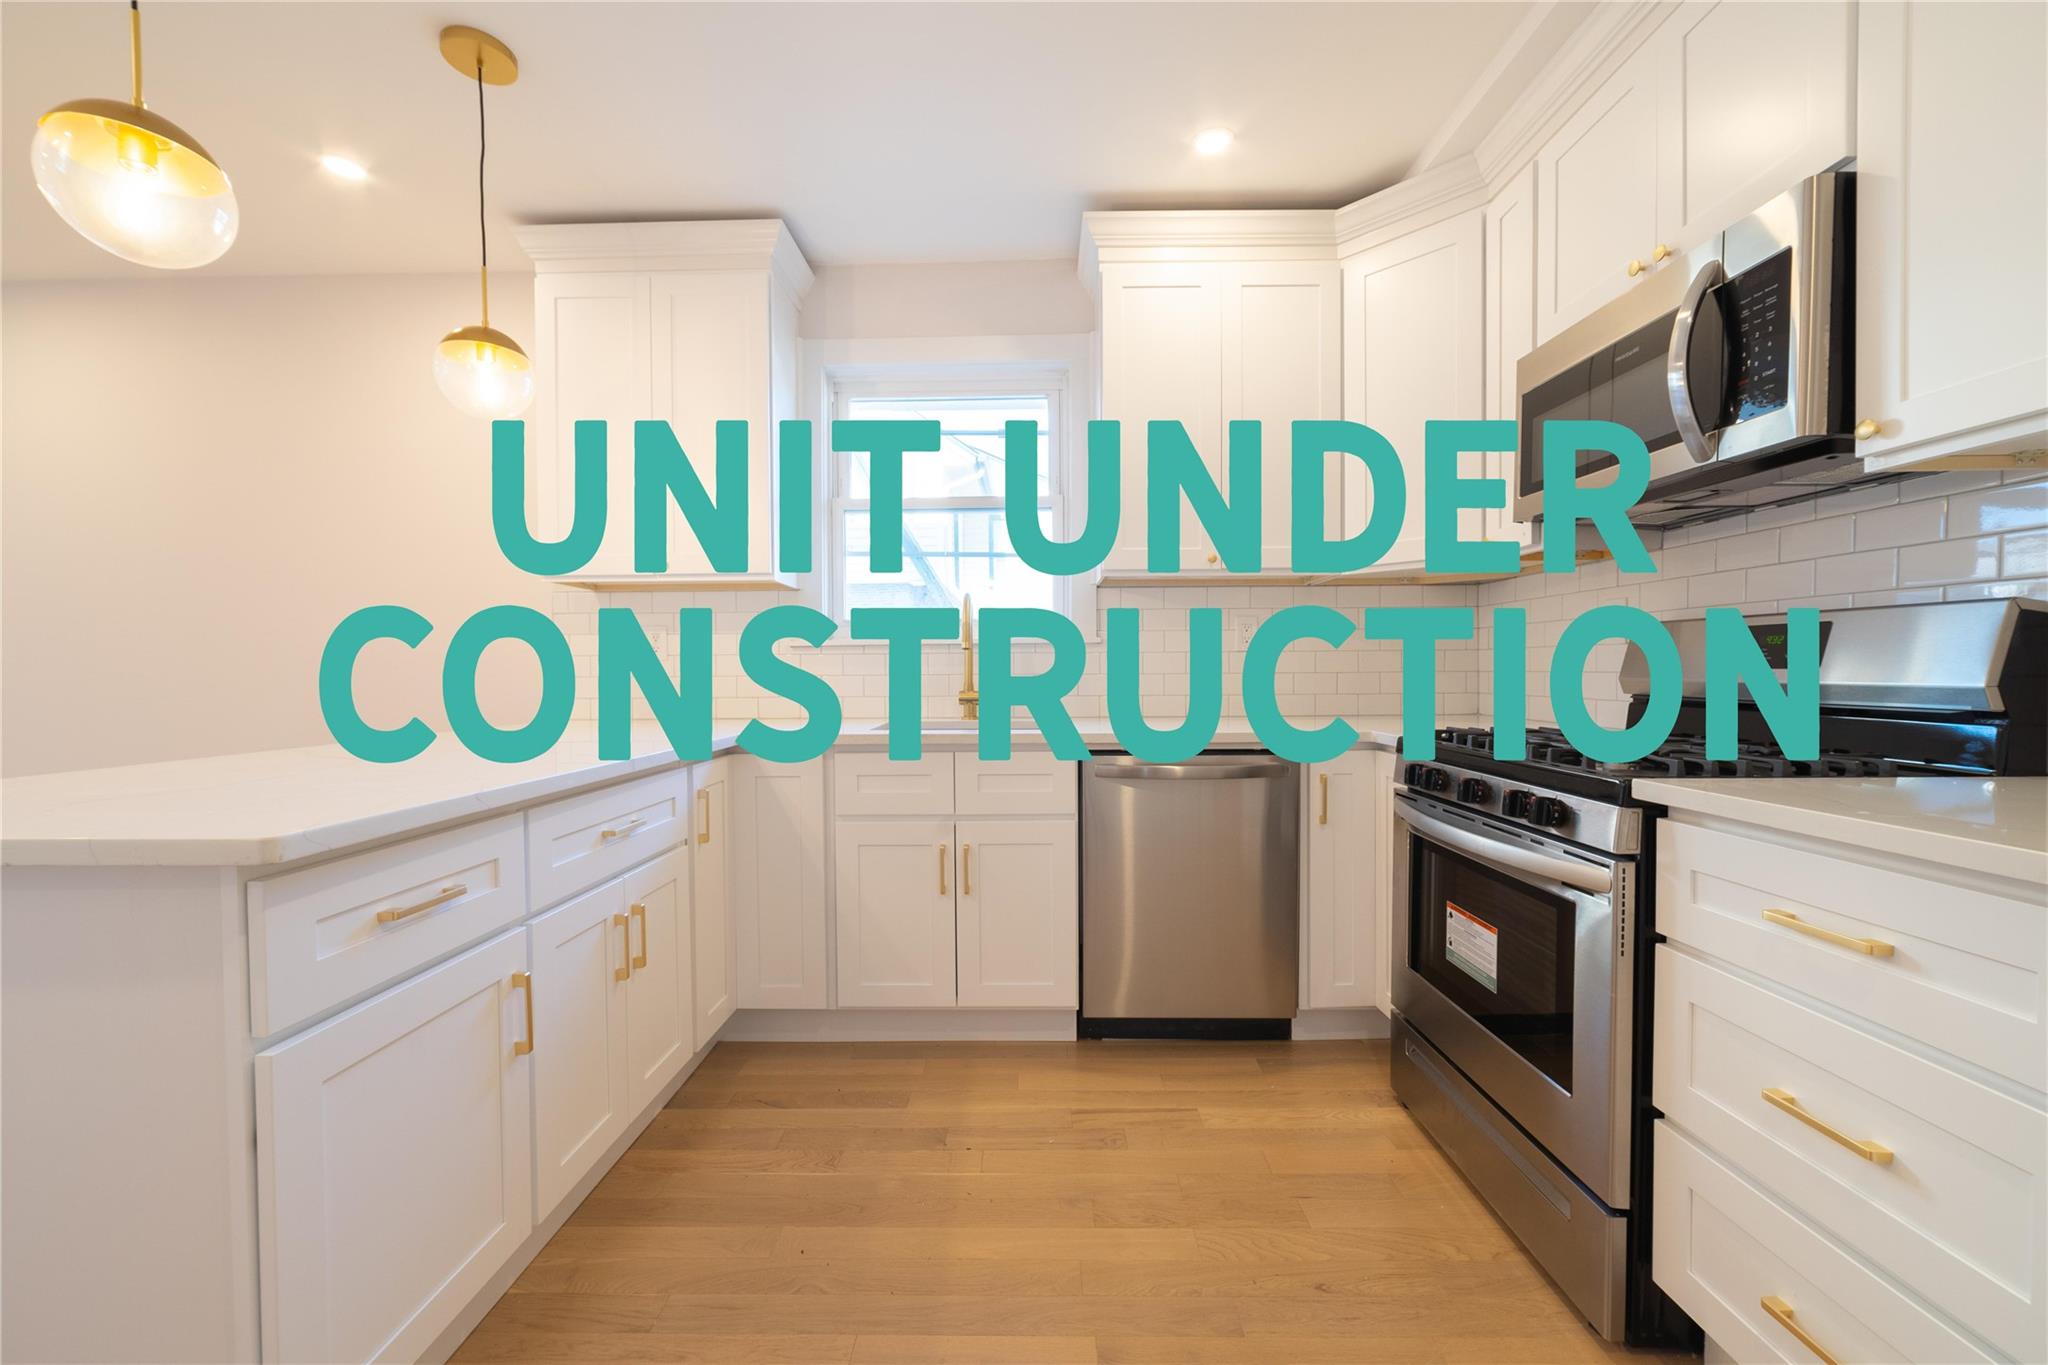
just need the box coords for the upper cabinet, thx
[1852,0,2048,471]
[1532,1,1854,345]
[518,220,813,586]
[1083,213,1341,577]
[1484,163,1538,551]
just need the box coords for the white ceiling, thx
[2,1,1544,281]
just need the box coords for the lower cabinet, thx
[622,851,694,1113]
[254,930,534,1365]
[691,759,736,1047]
[1303,753,1379,1009]
[955,819,1078,1007]
[835,818,959,1007]
[732,754,830,1009]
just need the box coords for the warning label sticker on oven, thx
[1445,901,1499,992]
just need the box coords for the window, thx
[829,375,1068,620]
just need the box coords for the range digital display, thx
[1749,619,1832,669]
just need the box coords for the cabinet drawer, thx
[1657,819,2046,1090]
[1656,947,2045,1361]
[833,751,952,816]
[955,751,1076,816]
[1653,1122,1994,1365]
[526,769,688,909]
[249,814,526,1037]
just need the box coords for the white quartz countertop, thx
[1635,776,2048,887]
[2,716,1430,868]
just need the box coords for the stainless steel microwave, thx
[1515,171,1857,528]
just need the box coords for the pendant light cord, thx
[130,0,142,106]
[476,61,489,326]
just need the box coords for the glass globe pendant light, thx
[433,26,533,421]
[30,1,238,269]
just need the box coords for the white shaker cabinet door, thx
[528,879,632,1222]
[531,272,650,578]
[651,270,771,576]
[1304,753,1379,1009]
[692,760,737,1048]
[835,819,959,1008]
[733,756,830,1009]
[622,849,694,1113]
[254,930,533,1364]
[1484,163,1537,552]
[955,819,1079,1008]
[1853,0,2048,465]
[1533,48,1664,343]
[1221,259,1343,570]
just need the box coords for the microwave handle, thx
[1395,798,1615,895]
[1667,257,1727,465]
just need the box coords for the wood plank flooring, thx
[455,1040,1699,1364]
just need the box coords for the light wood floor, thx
[455,1040,1699,1364]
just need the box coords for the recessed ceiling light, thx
[1193,128,1234,157]
[319,154,369,182]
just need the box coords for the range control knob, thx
[1530,796,1572,828]
[1502,789,1534,818]
[1457,778,1492,804]
[1402,763,1424,786]
[1420,766,1451,793]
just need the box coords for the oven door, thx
[1391,792,1636,1207]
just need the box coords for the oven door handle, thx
[1667,256,1727,465]
[1395,800,1615,895]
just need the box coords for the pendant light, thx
[433,26,533,421]
[29,0,237,269]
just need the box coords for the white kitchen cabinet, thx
[1533,45,1664,342]
[516,220,813,587]
[691,759,736,1048]
[955,818,1079,1008]
[1341,210,1485,571]
[733,756,830,1010]
[1304,753,1379,1009]
[835,818,959,1007]
[1483,164,1538,552]
[1852,0,2048,469]
[622,850,694,1113]
[255,930,533,1364]
[527,878,631,1221]
[1085,213,1341,576]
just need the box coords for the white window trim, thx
[801,335,1098,637]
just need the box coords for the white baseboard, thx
[725,1007,1079,1042]
[420,1026,722,1364]
[1290,1007,1392,1040]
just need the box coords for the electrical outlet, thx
[1228,610,1260,652]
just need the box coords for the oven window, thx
[1410,842,1575,1092]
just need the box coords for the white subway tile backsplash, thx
[1714,529,1781,570]
[1949,477,2048,536]
[2002,529,2048,578]
[1779,515,1853,560]
[1852,497,1946,550]
[1743,560,1816,602]
[1814,548,1898,595]
[1898,534,1999,587]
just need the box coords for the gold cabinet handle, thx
[612,912,632,981]
[599,817,644,842]
[962,844,973,896]
[1626,258,1647,278]
[510,971,534,1056]
[1760,1295,1839,1365]
[1853,417,1881,441]
[1762,909,1895,958]
[1762,1088,1894,1164]
[375,883,467,924]
[1650,243,1672,263]
[1319,773,1330,825]
[696,789,711,845]
[938,843,949,896]
[630,901,648,969]
[1206,552,1219,565]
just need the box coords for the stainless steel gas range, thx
[1389,599,2047,1346]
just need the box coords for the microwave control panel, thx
[1718,247,1792,425]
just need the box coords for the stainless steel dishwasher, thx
[1080,753,1300,1038]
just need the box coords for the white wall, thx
[1,274,549,777]
[801,259,1093,339]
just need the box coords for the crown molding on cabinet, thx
[1471,0,1676,193]
[1331,156,1491,256]
[514,219,815,298]
[1077,208,1340,295]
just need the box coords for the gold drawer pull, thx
[613,913,632,982]
[1762,1088,1893,1164]
[938,843,949,896]
[1853,417,1881,441]
[630,901,648,969]
[375,883,467,924]
[697,789,711,845]
[1319,772,1330,825]
[511,971,534,1056]
[599,817,645,842]
[962,844,973,896]
[1762,909,1894,958]
[1760,1295,1839,1365]
[1650,242,1672,263]
[1626,257,1647,278]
